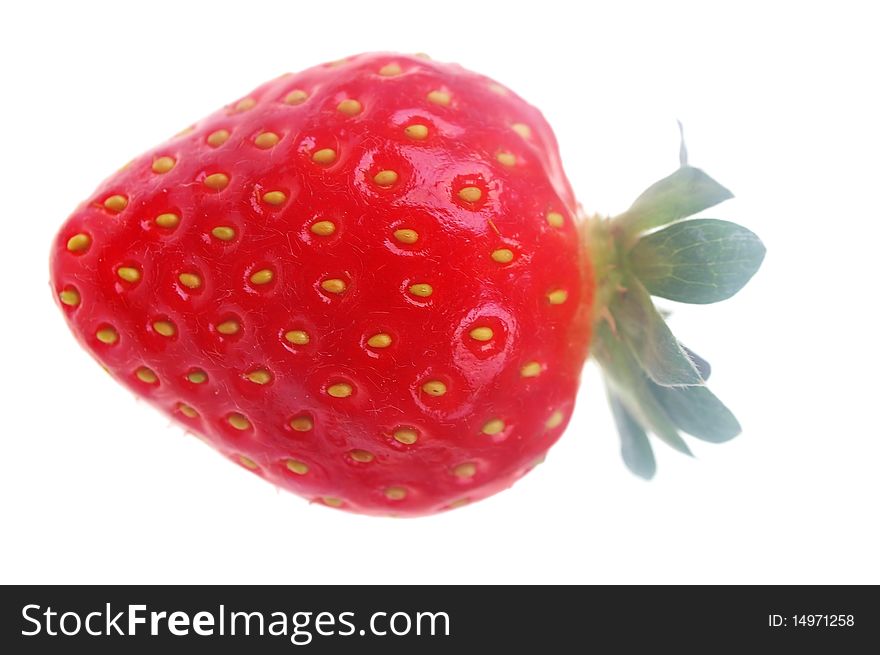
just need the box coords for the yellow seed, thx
[367,333,392,348]
[284,89,309,105]
[511,123,532,138]
[404,124,429,140]
[408,283,433,298]
[211,226,236,241]
[547,211,564,228]
[458,186,482,203]
[178,273,201,289]
[227,413,251,430]
[262,190,287,206]
[254,131,280,149]
[152,320,175,337]
[349,449,374,463]
[239,455,258,469]
[312,148,337,165]
[245,369,271,385]
[427,90,451,106]
[327,383,353,398]
[103,195,128,212]
[448,498,471,509]
[151,156,176,174]
[96,327,118,344]
[482,419,505,435]
[66,233,91,252]
[206,129,230,147]
[155,213,180,228]
[285,459,309,475]
[249,269,274,285]
[285,330,310,345]
[469,326,494,342]
[289,416,313,432]
[521,361,542,378]
[59,289,81,307]
[321,278,347,294]
[216,320,240,335]
[178,403,198,418]
[187,370,207,384]
[311,220,336,236]
[203,173,229,190]
[496,152,516,167]
[392,228,418,244]
[491,248,514,263]
[234,97,256,112]
[547,289,568,305]
[117,267,141,283]
[385,487,407,501]
[337,99,362,116]
[414,52,431,59]
[422,380,447,396]
[489,83,508,95]
[453,462,477,478]
[175,125,195,137]
[136,367,158,384]
[373,170,399,187]
[379,63,402,76]
[546,410,564,429]
[393,428,419,445]
[323,496,343,507]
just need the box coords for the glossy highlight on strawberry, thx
[50,53,593,516]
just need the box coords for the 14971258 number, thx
[793,615,854,627]
[768,614,855,628]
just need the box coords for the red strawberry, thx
[50,53,763,516]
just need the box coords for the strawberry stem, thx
[582,147,765,478]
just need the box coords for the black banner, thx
[1,585,875,652]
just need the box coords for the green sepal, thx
[682,345,711,380]
[630,218,766,304]
[593,322,692,456]
[614,166,733,239]
[649,383,741,443]
[607,389,656,479]
[611,275,703,387]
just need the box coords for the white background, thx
[1,0,877,584]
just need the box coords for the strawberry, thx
[50,53,764,516]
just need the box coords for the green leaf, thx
[607,390,656,479]
[649,383,741,443]
[630,219,766,304]
[611,277,703,387]
[614,166,733,237]
[639,401,692,456]
[593,322,693,457]
[681,345,711,380]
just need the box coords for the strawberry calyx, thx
[583,135,765,478]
